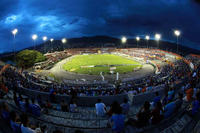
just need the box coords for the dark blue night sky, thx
[0,0,200,53]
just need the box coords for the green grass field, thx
[63,54,142,75]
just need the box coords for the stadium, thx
[1,42,200,133]
[0,1,200,133]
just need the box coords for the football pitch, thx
[63,54,142,75]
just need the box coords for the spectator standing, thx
[151,101,164,124]
[10,111,21,133]
[110,106,125,133]
[162,93,168,106]
[168,88,175,102]
[120,98,130,115]
[190,94,200,115]
[163,101,176,118]
[152,92,161,107]
[13,92,19,107]
[184,88,193,102]
[30,99,41,116]
[95,99,106,116]
[20,114,38,133]
[136,101,151,128]
[69,99,77,113]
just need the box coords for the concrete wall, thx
[17,79,185,107]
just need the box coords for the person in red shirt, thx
[185,88,194,102]
[142,87,146,93]
[0,83,8,93]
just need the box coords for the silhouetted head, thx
[97,99,102,103]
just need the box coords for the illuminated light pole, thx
[12,29,18,38]
[43,36,47,41]
[42,36,47,53]
[121,36,127,47]
[62,38,67,51]
[32,34,38,50]
[145,35,150,48]
[121,36,127,43]
[11,28,18,61]
[136,36,140,48]
[155,34,161,49]
[50,38,54,52]
[174,30,180,53]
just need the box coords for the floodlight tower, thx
[121,36,127,48]
[11,28,18,61]
[42,36,47,53]
[155,34,161,49]
[32,34,38,50]
[62,38,67,51]
[43,36,47,41]
[174,30,181,53]
[145,35,150,48]
[50,38,54,52]
[136,36,140,48]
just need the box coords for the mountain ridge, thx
[0,35,199,59]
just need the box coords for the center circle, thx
[62,54,142,75]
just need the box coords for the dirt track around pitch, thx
[38,57,155,83]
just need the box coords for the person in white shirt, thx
[21,114,39,133]
[95,99,107,116]
[21,124,36,133]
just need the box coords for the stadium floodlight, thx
[145,35,150,48]
[32,34,38,50]
[62,38,67,44]
[50,38,54,42]
[174,30,180,37]
[62,38,67,51]
[145,35,150,40]
[50,38,54,52]
[32,34,38,40]
[121,36,127,44]
[155,34,161,41]
[136,36,140,48]
[42,36,47,41]
[12,28,18,37]
[155,34,161,49]
[11,28,18,61]
[174,30,181,53]
[42,36,48,53]
[136,36,140,41]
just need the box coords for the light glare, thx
[155,34,161,41]
[43,36,47,41]
[145,35,150,40]
[136,36,140,41]
[62,38,67,44]
[32,34,38,40]
[50,38,54,42]
[12,28,18,35]
[174,30,180,36]
[121,37,127,43]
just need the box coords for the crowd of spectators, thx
[0,101,46,133]
[34,50,70,70]
[2,57,191,99]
